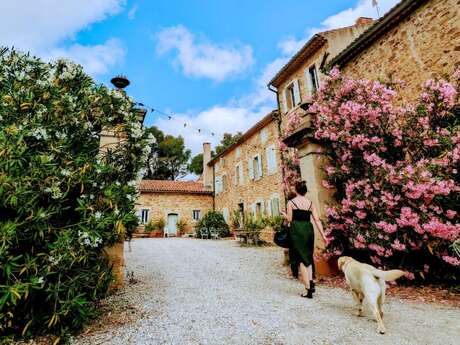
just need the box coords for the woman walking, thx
[283,181,329,298]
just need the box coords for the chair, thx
[210,227,220,240]
[201,227,209,239]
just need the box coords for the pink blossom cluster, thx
[312,68,460,281]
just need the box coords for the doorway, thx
[167,213,178,236]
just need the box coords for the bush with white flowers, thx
[0,48,149,341]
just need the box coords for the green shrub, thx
[0,49,150,341]
[196,211,230,237]
[144,221,156,232]
[155,217,166,231]
[177,219,188,233]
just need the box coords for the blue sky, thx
[0,0,399,154]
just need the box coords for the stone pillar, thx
[298,141,338,276]
[98,108,146,290]
[202,142,213,191]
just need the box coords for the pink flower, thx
[375,221,398,234]
[391,239,406,251]
[355,210,367,220]
[442,256,460,266]
[446,210,457,219]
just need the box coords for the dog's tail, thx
[374,269,406,282]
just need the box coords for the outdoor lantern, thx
[111,74,130,89]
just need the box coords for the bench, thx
[234,229,260,245]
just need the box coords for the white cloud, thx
[46,39,125,76]
[154,105,273,157]
[155,25,254,82]
[0,0,126,76]
[127,5,138,20]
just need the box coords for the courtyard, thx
[76,239,460,345]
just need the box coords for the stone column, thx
[297,141,338,276]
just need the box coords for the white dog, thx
[338,256,406,334]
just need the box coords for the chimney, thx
[202,143,213,190]
[355,17,374,26]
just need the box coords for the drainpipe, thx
[212,164,216,211]
[268,84,288,209]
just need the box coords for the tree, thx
[215,132,243,155]
[188,153,204,175]
[143,127,191,180]
[0,49,149,339]
[159,135,191,180]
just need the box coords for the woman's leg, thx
[299,263,311,289]
[306,264,313,282]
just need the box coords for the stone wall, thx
[136,192,213,234]
[212,118,285,240]
[342,0,460,102]
[277,22,373,134]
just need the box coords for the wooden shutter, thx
[305,69,313,97]
[238,163,244,185]
[293,79,301,105]
[282,88,288,113]
[248,158,254,180]
[257,154,263,179]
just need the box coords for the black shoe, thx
[310,280,315,293]
[301,289,313,299]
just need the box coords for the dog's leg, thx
[371,302,386,334]
[377,294,384,319]
[351,290,363,317]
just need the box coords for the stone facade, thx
[267,20,373,275]
[269,19,374,134]
[136,191,213,235]
[209,112,285,241]
[336,0,460,102]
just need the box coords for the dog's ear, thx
[338,257,345,271]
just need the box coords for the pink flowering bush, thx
[312,68,460,283]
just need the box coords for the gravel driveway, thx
[76,238,460,345]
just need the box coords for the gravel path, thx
[76,238,460,345]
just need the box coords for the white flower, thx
[89,194,95,200]
[61,169,71,176]
[115,181,121,186]
[48,256,60,265]
[37,277,44,284]
[114,209,120,215]
[128,180,137,187]
[94,211,102,220]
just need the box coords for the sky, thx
[0,0,400,155]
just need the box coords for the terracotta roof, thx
[139,180,212,194]
[207,110,278,166]
[330,0,428,68]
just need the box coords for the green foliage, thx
[188,153,204,175]
[196,211,230,237]
[143,126,191,180]
[267,215,285,233]
[215,132,243,155]
[177,219,188,233]
[144,217,165,232]
[231,210,243,230]
[0,49,149,340]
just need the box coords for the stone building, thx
[332,0,460,102]
[136,179,213,236]
[267,19,373,275]
[268,17,374,133]
[208,110,285,240]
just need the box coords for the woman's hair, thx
[287,191,296,200]
[295,181,308,196]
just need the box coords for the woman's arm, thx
[310,202,328,243]
[285,201,293,223]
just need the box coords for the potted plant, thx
[177,219,188,237]
[154,217,166,237]
[144,220,156,237]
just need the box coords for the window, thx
[234,162,244,185]
[192,210,201,221]
[266,144,277,175]
[236,147,241,159]
[270,196,280,216]
[223,208,229,223]
[306,65,320,96]
[255,202,262,218]
[215,176,223,194]
[260,128,268,144]
[283,79,301,112]
[140,209,149,224]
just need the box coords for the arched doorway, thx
[166,213,178,237]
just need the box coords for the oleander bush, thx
[196,211,230,238]
[0,48,151,341]
[312,67,460,283]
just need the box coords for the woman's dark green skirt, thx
[290,220,315,268]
